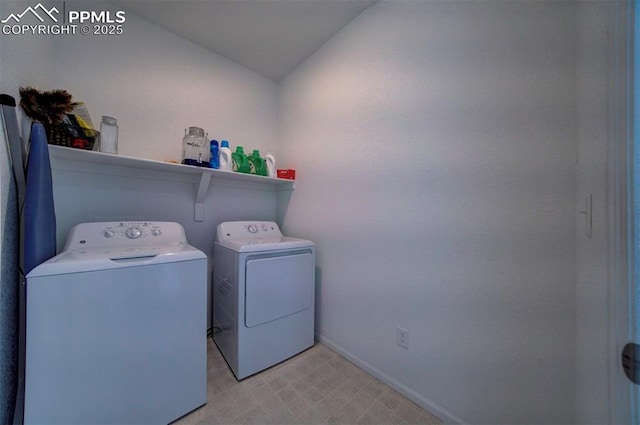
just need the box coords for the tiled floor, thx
[173,339,442,425]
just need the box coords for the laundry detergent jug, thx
[219,140,232,171]
[265,152,275,177]
[232,146,250,173]
[248,150,268,176]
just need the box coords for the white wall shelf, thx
[48,145,294,221]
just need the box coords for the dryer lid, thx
[215,221,313,252]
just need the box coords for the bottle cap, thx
[221,140,229,148]
[236,146,244,153]
[102,116,117,125]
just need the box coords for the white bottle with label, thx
[265,152,275,178]
[99,116,118,154]
[219,140,232,171]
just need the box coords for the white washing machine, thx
[22,221,207,424]
[213,221,315,380]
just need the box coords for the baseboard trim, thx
[316,334,468,425]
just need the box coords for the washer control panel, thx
[63,221,186,250]
[216,221,282,242]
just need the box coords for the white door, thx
[612,1,638,422]
[630,3,640,420]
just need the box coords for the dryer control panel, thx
[63,221,188,250]
[216,221,283,243]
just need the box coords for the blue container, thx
[210,140,219,169]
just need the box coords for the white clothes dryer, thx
[22,221,207,424]
[213,221,315,379]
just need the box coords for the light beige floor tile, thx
[355,411,381,425]
[293,376,314,393]
[247,382,275,404]
[340,399,366,422]
[326,386,352,407]
[299,383,327,404]
[260,394,287,416]
[306,368,324,382]
[417,411,444,425]
[265,374,289,392]
[276,385,299,404]
[316,393,348,418]
[212,402,241,423]
[194,413,221,425]
[236,404,267,425]
[337,377,362,395]
[285,392,313,418]
[326,412,353,425]
[297,405,330,425]
[395,398,428,424]
[352,388,378,410]
[234,392,263,412]
[368,400,397,424]
[174,339,443,425]
[264,406,297,425]
[378,388,403,411]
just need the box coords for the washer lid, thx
[215,221,313,252]
[26,243,206,277]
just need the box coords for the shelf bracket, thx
[194,173,212,222]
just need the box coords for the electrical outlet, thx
[396,327,409,349]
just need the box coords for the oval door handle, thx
[622,342,640,384]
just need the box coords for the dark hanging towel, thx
[23,122,56,275]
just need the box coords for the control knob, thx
[125,227,142,239]
[151,228,162,236]
[103,229,115,238]
[247,224,258,234]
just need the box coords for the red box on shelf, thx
[277,169,296,180]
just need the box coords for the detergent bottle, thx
[209,140,219,169]
[232,146,250,173]
[265,152,275,177]
[248,150,268,176]
[219,140,232,171]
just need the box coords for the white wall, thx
[575,2,610,423]
[0,2,56,100]
[0,0,280,333]
[45,0,280,233]
[53,0,278,163]
[278,1,577,424]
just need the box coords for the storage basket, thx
[45,123,99,150]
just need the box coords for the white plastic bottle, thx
[99,116,118,154]
[265,152,276,178]
[219,140,232,171]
